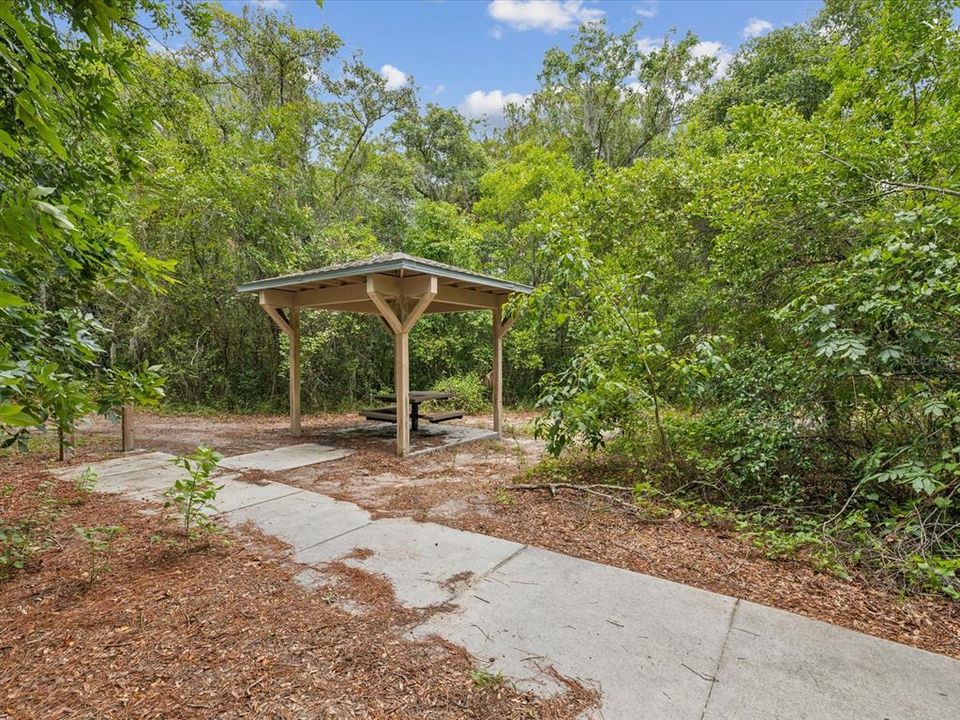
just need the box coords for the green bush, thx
[165,445,224,539]
[74,525,124,584]
[431,374,488,414]
[0,523,31,579]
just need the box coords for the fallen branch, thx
[508,482,667,520]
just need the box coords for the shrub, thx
[431,374,488,414]
[74,525,124,583]
[0,523,31,579]
[74,467,97,496]
[165,445,224,539]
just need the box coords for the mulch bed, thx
[0,455,595,719]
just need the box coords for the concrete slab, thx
[87,462,188,498]
[55,452,174,481]
[219,443,354,472]
[416,546,736,718]
[212,477,303,514]
[329,423,499,456]
[296,517,524,607]
[408,428,498,457]
[223,490,370,551]
[702,599,960,720]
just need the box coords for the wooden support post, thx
[366,275,435,457]
[492,306,504,436]
[395,330,410,456]
[121,403,134,452]
[289,307,301,436]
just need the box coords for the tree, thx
[392,104,487,209]
[690,26,832,126]
[0,0,173,451]
[514,20,714,169]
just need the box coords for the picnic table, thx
[360,391,463,431]
[377,391,448,431]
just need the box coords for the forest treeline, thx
[2,0,959,595]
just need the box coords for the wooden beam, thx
[367,279,402,334]
[289,307,301,436]
[261,304,293,338]
[400,276,437,333]
[435,285,502,309]
[259,289,295,307]
[261,284,370,309]
[399,274,437,297]
[367,273,402,296]
[497,314,516,338]
[292,283,369,308]
[492,306,504,436]
[258,275,495,311]
[367,273,437,297]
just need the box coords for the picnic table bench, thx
[360,391,464,431]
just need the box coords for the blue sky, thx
[225,1,824,121]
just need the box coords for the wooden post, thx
[121,403,134,452]
[492,305,516,437]
[367,274,436,457]
[395,330,410,456]
[289,307,301,436]
[492,306,503,436]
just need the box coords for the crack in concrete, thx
[292,521,373,558]
[217,489,305,515]
[699,598,740,720]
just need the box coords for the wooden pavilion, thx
[238,253,532,456]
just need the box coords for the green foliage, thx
[523,0,960,597]
[74,525,124,584]
[431,374,488,414]
[0,523,31,579]
[403,200,480,268]
[165,445,224,538]
[0,1,172,453]
[97,363,166,416]
[74,467,98,496]
[515,20,714,168]
[393,104,488,208]
[469,669,507,689]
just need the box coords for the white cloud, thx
[380,64,409,90]
[490,26,504,39]
[487,0,604,34]
[634,1,657,18]
[434,84,446,96]
[637,36,664,55]
[459,89,530,124]
[146,38,171,55]
[691,40,734,78]
[251,0,286,9]
[742,17,773,39]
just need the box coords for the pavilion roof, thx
[237,252,532,296]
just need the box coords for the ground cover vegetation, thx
[1,0,959,601]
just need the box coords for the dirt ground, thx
[67,409,960,661]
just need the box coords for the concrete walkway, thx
[61,450,960,720]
